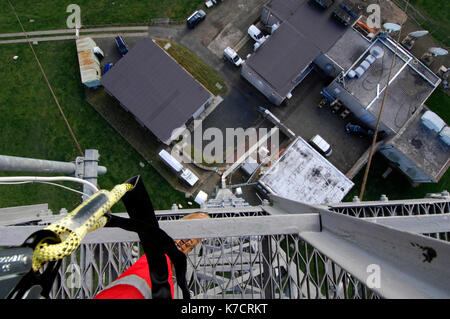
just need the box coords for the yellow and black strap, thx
[31,183,134,271]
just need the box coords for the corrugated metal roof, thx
[76,37,100,84]
[76,37,97,52]
[100,38,212,143]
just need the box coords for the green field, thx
[0,1,207,213]
[0,0,204,33]
[0,41,191,213]
[426,88,450,123]
[155,39,227,96]
[345,153,449,202]
[409,0,450,47]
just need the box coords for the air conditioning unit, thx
[439,126,450,146]
[365,55,376,64]
[370,46,384,59]
[347,70,356,79]
[421,110,445,133]
[354,66,365,78]
[360,60,371,70]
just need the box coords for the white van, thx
[248,24,264,42]
[309,135,332,157]
[223,47,243,66]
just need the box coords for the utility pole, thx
[0,149,107,201]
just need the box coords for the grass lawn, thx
[155,39,227,96]
[0,0,204,33]
[409,0,450,47]
[426,88,450,123]
[344,88,450,202]
[0,40,191,213]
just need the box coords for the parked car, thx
[187,10,206,29]
[345,123,374,137]
[103,63,113,74]
[309,135,332,157]
[223,47,243,66]
[115,36,128,57]
[248,24,264,42]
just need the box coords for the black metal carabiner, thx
[4,229,62,299]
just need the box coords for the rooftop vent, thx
[354,66,365,78]
[370,46,384,59]
[421,110,445,133]
[360,60,371,70]
[347,70,356,79]
[333,88,341,95]
[439,126,450,146]
[365,55,376,64]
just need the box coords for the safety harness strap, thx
[105,176,190,300]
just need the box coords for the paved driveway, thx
[269,71,371,174]
[173,0,272,144]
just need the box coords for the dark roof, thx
[287,1,350,52]
[101,38,211,142]
[328,37,439,134]
[265,0,303,21]
[246,23,319,97]
[387,106,450,182]
[246,0,350,96]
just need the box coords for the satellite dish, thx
[383,22,401,33]
[408,30,428,38]
[429,47,449,56]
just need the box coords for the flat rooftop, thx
[388,106,450,182]
[264,0,303,21]
[246,22,319,97]
[258,137,354,205]
[101,38,211,143]
[286,0,351,52]
[325,26,371,71]
[246,0,352,97]
[333,35,441,133]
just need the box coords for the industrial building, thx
[258,137,354,205]
[379,106,450,183]
[242,0,447,184]
[101,38,213,145]
[322,34,441,135]
[320,29,447,183]
[76,37,102,88]
[242,0,360,105]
